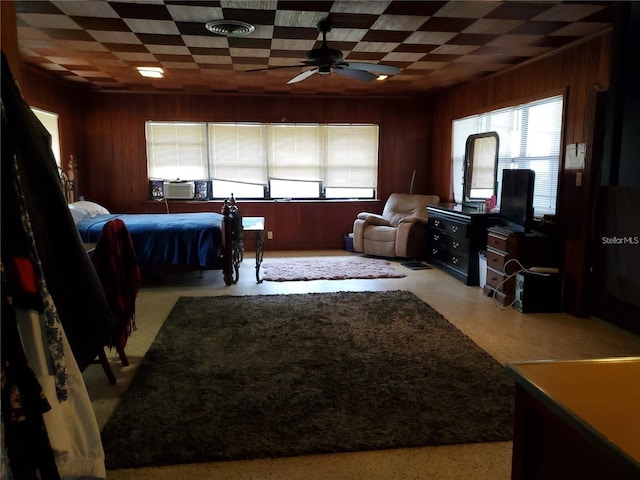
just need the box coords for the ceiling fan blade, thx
[342,62,401,75]
[334,67,378,82]
[287,68,318,84]
[246,64,304,72]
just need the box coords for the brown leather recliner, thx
[352,193,440,258]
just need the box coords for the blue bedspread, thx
[77,212,223,268]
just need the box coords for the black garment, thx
[1,52,116,370]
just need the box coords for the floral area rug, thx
[261,255,406,281]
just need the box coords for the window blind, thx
[267,124,322,181]
[146,121,379,199]
[208,123,266,185]
[146,122,207,180]
[325,124,379,188]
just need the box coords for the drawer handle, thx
[452,257,458,264]
[452,241,459,249]
[434,234,440,241]
[452,226,459,233]
[432,248,438,255]
[434,219,441,227]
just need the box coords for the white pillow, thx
[69,200,110,217]
[68,204,89,224]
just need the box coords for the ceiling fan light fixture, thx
[205,19,255,37]
[247,17,401,86]
[137,66,164,78]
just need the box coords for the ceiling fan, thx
[246,18,401,84]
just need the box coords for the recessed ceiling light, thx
[205,19,255,37]
[137,67,165,78]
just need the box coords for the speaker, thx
[149,179,164,200]
[515,271,562,313]
[194,180,211,200]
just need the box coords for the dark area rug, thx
[101,291,515,469]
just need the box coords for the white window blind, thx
[146,122,207,180]
[208,123,266,185]
[325,124,379,188]
[267,124,322,181]
[146,121,379,199]
[452,95,564,216]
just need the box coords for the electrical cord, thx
[492,258,526,309]
[491,258,561,309]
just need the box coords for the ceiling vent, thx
[205,20,255,37]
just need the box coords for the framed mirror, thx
[463,132,499,208]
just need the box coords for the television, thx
[499,169,535,232]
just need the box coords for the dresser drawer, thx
[486,267,515,293]
[446,251,469,272]
[448,236,469,252]
[429,216,469,238]
[428,244,446,262]
[486,249,507,271]
[487,247,526,275]
[428,216,446,231]
[429,230,448,246]
[445,220,468,238]
[487,233,509,251]
[483,285,510,306]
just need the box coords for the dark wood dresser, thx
[484,226,560,306]
[426,204,502,286]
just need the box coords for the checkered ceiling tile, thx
[14,1,615,96]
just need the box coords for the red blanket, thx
[91,219,142,356]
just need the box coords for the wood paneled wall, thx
[430,31,612,316]
[1,1,20,84]
[16,65,87,178]
[80,93,432,207]
[74,92,433,249]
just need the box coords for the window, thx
[208,123,266,198]
[31,107,61,166]
[146,122,207,180]
[146,122,379,200]
[452,95,564,216]
[324,125,378,199]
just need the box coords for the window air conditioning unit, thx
[163,181,195,200]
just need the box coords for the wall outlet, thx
[267,231,273,240]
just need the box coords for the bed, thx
[68,199,240,285]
